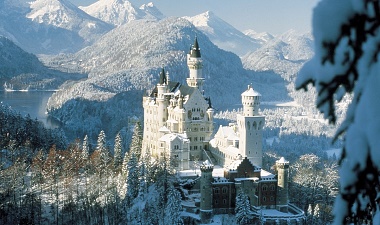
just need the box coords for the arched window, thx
[214,188,220,194]
[247,121,251,130]
[253,121,257,130]
[222,187,228,194]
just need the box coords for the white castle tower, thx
[141,37,213,166]
[237,85,265,167]
[186,37,204,92]
[157,68,169,128]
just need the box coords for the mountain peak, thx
[139,2,165,20]
[184,11,261,56]
[0,0,112,54]
[80,0,164,26]
[27,0,110,29]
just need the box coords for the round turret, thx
[200,160,214,223]
[241,84,261,116]
[276,157,289,212]
[187,37,204,91]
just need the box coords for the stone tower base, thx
[200,209,213,224]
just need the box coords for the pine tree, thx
[138,150,152,198]
[307,204,314,225]
[235,189,252,225]
[129,122,143,160]
[164,186,183,225]
[114,132,123,169]
[82,135,89,160]
[96,130,108,164]
[125,150,139,207]
[296,0,380,222]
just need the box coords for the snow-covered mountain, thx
[0,36,85,90]
[242,30,315,109]
[184,11,261,56]
[242,30,314,82]
[139,2,165,20]
[44,17,289,141]
[0,0,112,54]
[46,18,251,109]
[79,0,164,26]
[244,29,274,45]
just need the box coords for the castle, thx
[142,38,305,224]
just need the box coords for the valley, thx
[0,0,346,224]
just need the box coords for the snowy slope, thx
[27,0,112,43]
[0,0,112,54]
[46,17,252,110]
[242,30,314,82]
[184,11,261,56]
[0,36,85,90]
[244,29,274,45]
[139,2,165,20]
[242,30,315,110]
[79,0,164,26]
[44,18,289,140]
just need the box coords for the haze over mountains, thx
[0,0,315,141]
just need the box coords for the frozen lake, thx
[0,91,61,129]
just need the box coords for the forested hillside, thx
[0,36,86,90]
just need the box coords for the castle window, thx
[222,187,228,194]
[214,188,220,194]
[263,197,267,202]
[223,199,227,204]
[270,196,274,201]
[215,200,218,204]
[262,185,267,191]
[271,185,275,191]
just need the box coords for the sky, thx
[71,0,320,35]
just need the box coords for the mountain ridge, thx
[0,36,85,90]
[184,11,262,56]
[0,0,113,54]
[79,0,164,26]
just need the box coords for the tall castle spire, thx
[187,36,204,92]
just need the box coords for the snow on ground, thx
[178,163,224,178]
[261,101,299,107]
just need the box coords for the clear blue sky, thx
[71,0,319,35]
